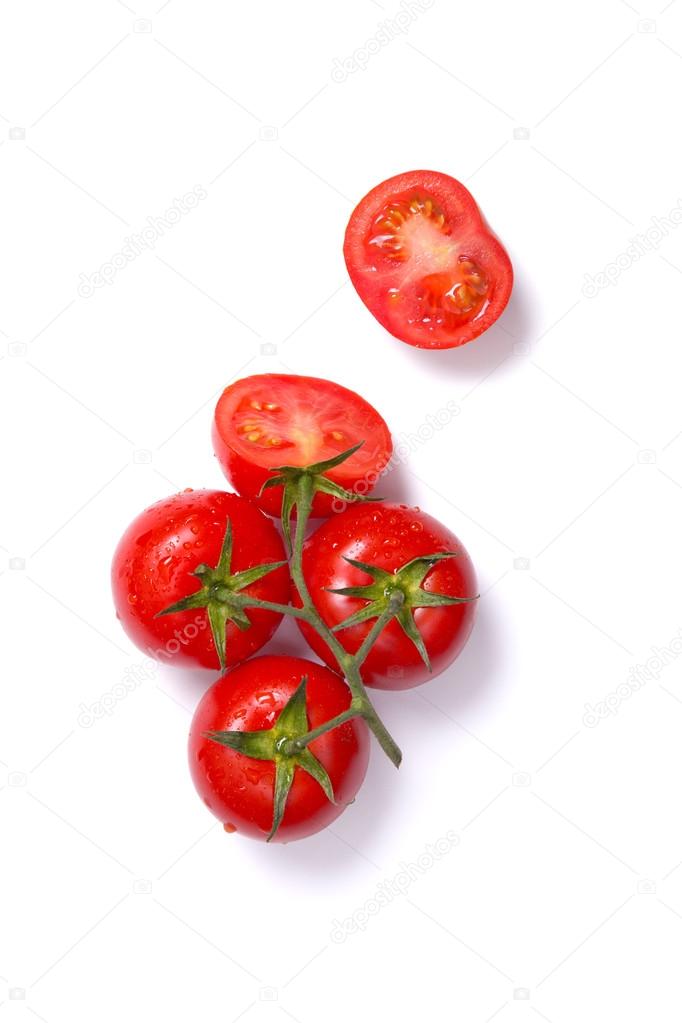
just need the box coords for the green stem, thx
[240,474,403,767]
[349,685,401,767]
[280,706,359,755]
[289,476,402,768]
[232,596,310,621]
[353,592,404,668]
[288,476,355,669]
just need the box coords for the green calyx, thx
[329,553,479,672]
[259,443,380,552]
[155,518,286,670]
[204,676,337,841]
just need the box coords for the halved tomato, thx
[212,374,393,516]
[344,170,513,350]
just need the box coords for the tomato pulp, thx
[212,374,392,516]
[344,170,513,349]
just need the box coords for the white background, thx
[2,0,682,1019]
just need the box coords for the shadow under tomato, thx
[157,664,216,715]
[402,585,505,730]
[247,731,404,871]
[374,458,420,508]
[398,271,536,381]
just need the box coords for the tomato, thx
[189,656,370,842]
[344,170,513,350]
[212,373,392,516]
[295,503,477,689]
[112,489,289,670]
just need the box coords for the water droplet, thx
[157,555,176,583]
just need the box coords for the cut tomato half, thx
[212,373,393,516]
[344,170,513,350]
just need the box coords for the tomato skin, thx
[212,374,393,517]
[344,170,513,350]
[295,503,477,690]
[189,656,370,842]
[211,417,298,518]
[111,490,289,670]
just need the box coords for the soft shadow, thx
[375,458,420,507]
[404,587,504,724]
[159,664,215,715]
[400,272,535,381]
[247,743,402,878]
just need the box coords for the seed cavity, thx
[368,193,448,262]
[415,256,489,326]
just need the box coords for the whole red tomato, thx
[112,489,289,670]
[295,503,477,689]
[344,170,513,349]
[212,373,392,517]
[189,656,370,842]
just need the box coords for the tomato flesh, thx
[189,656,370,842]
[344,170,513,350]
[212,374,392,516]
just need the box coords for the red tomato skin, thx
[210,417,316,518]
[344,170,513,350]
[111,490,289,670]
[211,374,393,517]
[189,656,370,842]
[295,503,477,690]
